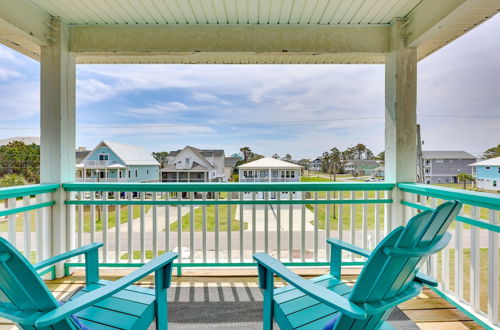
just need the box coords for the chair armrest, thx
[383,232,452,257]
[253,253,367,320]
[33,243,103,270]
[362,282,422,314]
[0,307,44,325]
[415,272,438,287]
[327,239,371,258]
[35,252,178,328]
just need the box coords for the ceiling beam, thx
[405,0,476,47]
[70,25,390,56]
[0,0,51,48]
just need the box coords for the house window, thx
[135,170,138,177]
[291,171,295,178]
[485,166,491,170]
[425,168,430,174]
[185,158,189,164]
[128,171,131,178]
[425,160,430,165]
[498,168,500,173]
[147,169,149,175]
[243,171,247,177]
[435,159,444,163]
[98,154,109,161]
[119,171,122,178]
[493,181,497,187]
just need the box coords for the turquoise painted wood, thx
[254,200,462,329]
[0,238,177,329]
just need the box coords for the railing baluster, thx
[326,191,331,260]
[362,191,368,250]
[202,192,207,263]
[276,192,281,260]
[288,191,293,262]
[252,191,256,256]
[430,197,438,279]
[127,192,133,263]
[227,192,232,262]
[190,192,194,263]
[22,195,30,259]
[177,192,182,260]
[313,191,319,262]
[78,192,84,262]
[375,191,380,245]
[152,192,158,258]
[239,191,244,262]
[455,209,463,300]
[215,192,219,262]
[350,191,355,261]
[384,190,392,236]
[338,192,343,242]
[90,192,96,243]
[487,209,499,323]
[470,206,480,312]
[301,191,306,262]
[35,194,43,262]
[7,198,16,246]
[264,191,269,254]
[103,192,109,263]
[165,192,170,253]
[140,192,145,263]
[114,191,120,263]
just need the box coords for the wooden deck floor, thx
[0,268,481,329]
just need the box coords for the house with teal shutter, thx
[469,156,500,191]
[76,140,160,182]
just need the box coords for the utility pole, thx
[416,124,425,184]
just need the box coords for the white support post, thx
[40,18,76,277]
[384,19,417,229]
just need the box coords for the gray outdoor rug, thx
[166,286,419,329]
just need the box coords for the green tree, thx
[329,148,342,180]
[152,151,169,168]
[272,153,280,159]
[483,144,500,159]
[457,172,474,190]
[0,173,28,187]
[283,154,293,162]
[0,141,40,183]
[375,151,385,164]
[240,147,253,162]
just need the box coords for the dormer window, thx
[99,154,109,161]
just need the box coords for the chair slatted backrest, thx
[334,200,461,329]
[0,238,78,329]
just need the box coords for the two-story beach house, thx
[469,156,500,191]
[344,160,379,176]
[422,151,476,184]
[76,141,160,182]
[161,146,228,182]
[238,157,302,199]
[309,157,322,172]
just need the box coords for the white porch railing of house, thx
[239,178,301,183]
[0,182,498,328]
[76,178,128,183]
[80,160,111,168]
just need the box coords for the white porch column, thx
[40,18,76,275]
[385,19,417,229]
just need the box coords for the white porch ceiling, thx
[1,0,499,64]
[30,0,421,25]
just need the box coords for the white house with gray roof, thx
[161,146,228,182]
[76,140,160,182]
[422,151,476,184]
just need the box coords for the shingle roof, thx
[238,157,302,169]
[345,160,379,166]
[469,156,500,167]
[169,146,224,158]
[100,140,159,166]
[224,157,240,167]
[422,151,476,160]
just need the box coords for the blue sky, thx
[0,14,499,159]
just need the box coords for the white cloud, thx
[124,101,189,117]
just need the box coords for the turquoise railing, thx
[62,182,394,274]
[0,184,59,278]
[399,183,499,329]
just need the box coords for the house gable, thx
[81,142,125,166]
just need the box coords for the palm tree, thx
[457,172,474,190]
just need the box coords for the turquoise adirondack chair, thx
[254,200,461,330]
[0,238,178,329]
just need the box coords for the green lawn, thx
[0,212,36,232]
[169,204,246,232]
[121,250,167,260]
[82,205,151,232]
[437,248,499,316]
[301,177,332,182]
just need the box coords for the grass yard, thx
[301,177,332,182]
[81,205,151,232]
[121,250,167,260]
[305,190,387,230]
[169,204,246,232]
[437,248,499,316]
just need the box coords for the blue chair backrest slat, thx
[0,238,78,329]
[333,200,461,330]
